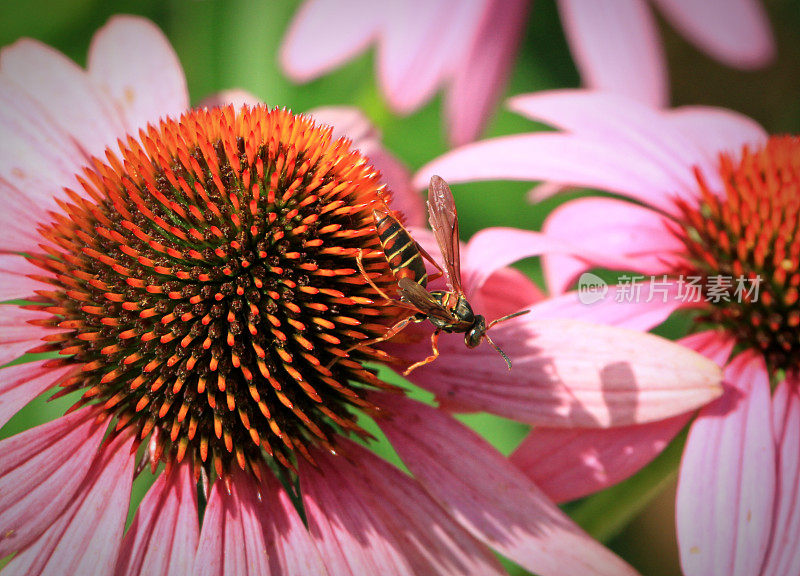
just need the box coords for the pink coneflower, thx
[280,0,774,145]
[417,89,798,575]
[0,18,725,575]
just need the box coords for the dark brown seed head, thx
[673,136,800,373]
[28,105,403,480]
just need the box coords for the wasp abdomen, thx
[374,209,428,287]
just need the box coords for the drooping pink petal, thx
[653,0,775,68]
[541,197,682,294]
[398,318,722,427]
[88,15,189,135]
[280,0,380,82]
[679,329,736,367]
[308,106,424,226]
[507,90,706,200]
[376,394,638,576]
[377,0,484,114]
[3,430,136,576]
[300,439,506,576]
[0,409,105,558]
[0,304,55,366]
[760,377,800,576]
[677,352,775,576]
[446,0,528,145]
[0,254,50,301]
[511,414,690,503]
[414,133,689,215]
[557,0,666,106]
[193,472,270,576]
[0,38,125,160]
[257,473,329,575]
[0,360,75,428]
[526,284,684,335]
[115,461,198,576]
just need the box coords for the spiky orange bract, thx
[675,136,800,373]
[27,105,401,479]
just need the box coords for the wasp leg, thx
[403,329,441,375]
[355,248,396,302]
[324,314,417,370]
[415,243,444,283]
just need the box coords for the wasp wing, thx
[397,277,455,324]
[427,175,463,294]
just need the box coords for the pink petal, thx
[280,0,380,82]
[194,472,270,576]
[0,254,51,301]
[527,284,684,334]
[761,377,800,576]
[507,90,706,201]
[256,473,329,575]
[4,430,136,576]
[0,360,75,428]
[445,0,528,145]
[665,105,768,190]
[557,0,667,106]
[115,461,198,576]
[414,133,690,215]
[0,38,125,160]
[308,106,424,226]
[399,318,722,427]
[378,0,484,113]
[300,439,505,575]
[461,226,640,297]
[0,305,53,366]
[0,409,105,558]
[376,395,638,576]
[653,0,775,68]
[676,352,775,576]
[541,197,682,294]
[89,15,189,134]
[511,414,690,503]
[198,89,262,109]
[470,265,544,323]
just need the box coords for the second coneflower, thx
[0,17,724,576]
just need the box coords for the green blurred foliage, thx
[1,1,799,575]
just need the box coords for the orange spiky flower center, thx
[674,136,800,373]
[28,105,400,479]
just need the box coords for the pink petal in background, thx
[88,16,189,135]
[677,352,775,576]
[3,430,135,576]
[115,461,199,576]
[0,409,105,558]
[376,394,638,576]
[558,0,667,107]
[0,360,75,428]
[760,377,800,576]
[301,438,505,576]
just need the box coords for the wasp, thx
[342,175,528,375]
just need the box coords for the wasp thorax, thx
[674,136,800,373]
[28,105,402,479]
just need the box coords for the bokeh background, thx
[1,1,799,574]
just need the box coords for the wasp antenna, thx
[487,309,529,329]
[484,334,512,370]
